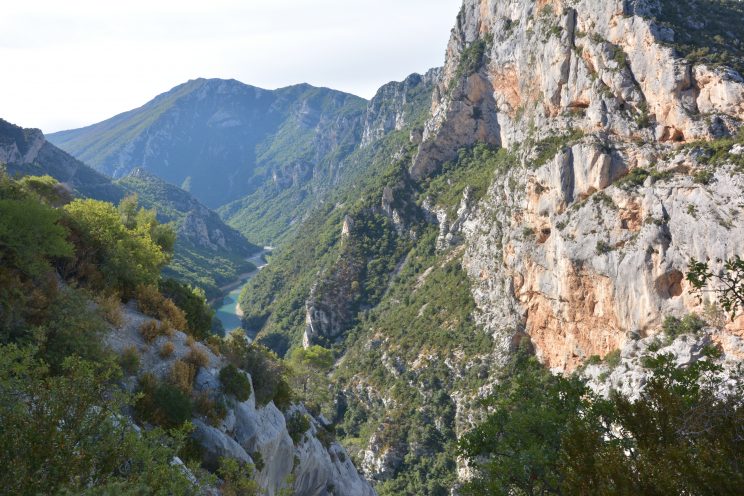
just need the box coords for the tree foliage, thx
[459,347,744,496]
[62,197,175,296]
[688,256,744,318]
[0,346,202,495]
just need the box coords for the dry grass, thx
[139,320,172,343]
[159,341,175,358]
[170,359,197,394]
[97,293,124,327]
[119,346,141,375]
[135,284,188,331]
[186,346,210,369]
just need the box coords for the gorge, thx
[2,0,744,495]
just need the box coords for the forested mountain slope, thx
[237,0,744,493]
[48,79,367,216]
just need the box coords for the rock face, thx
[583,326,744,401]
[412,0,744,372]
[361,68,442,147]
[0,118,124,202]
[106,304,375,496]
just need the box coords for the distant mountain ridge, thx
[49,79,368,209]
[0,118,124,202]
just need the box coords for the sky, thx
[0,0,462,133]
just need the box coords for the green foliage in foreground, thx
[0,346,205,495]
[459,348,744,495]
[688,255,744,317]
[62,196,175,298]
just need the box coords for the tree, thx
[63,198,174,296]
[160,278,215,339]
[0,198,72,277]
[0,345,201,495]
[458,347,744,496]
[287,345,334,415]
[457,351,589,496]
[688,256,744,318]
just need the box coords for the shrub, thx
[186,346,210,369]
[662,314,706,339]
[139,320,171,343]
[119,346,140,375]
[195,392,227,427]
[135,373,192,428]
[160,278,215,339]
[225,340,288,406]
[135,284,188,332]
[693,169,714,185]
[169,359,197,395]
[604,349,621,369]
[219,364,252,402]
[286,412,311,444]
[250,451,265,472]
[96,293,124,327]
[63,199,172,297]
[595,240,613,255]
[218,458,260,496]
[159,341,175,358]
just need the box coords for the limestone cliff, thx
[106,304,375,496]
[414,0,744,371]
[0,118,124,202]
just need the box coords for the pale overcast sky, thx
[0,0,461,133]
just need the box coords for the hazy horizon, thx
[0,0,461,134]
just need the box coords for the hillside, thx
[236,0,744,493]
[48,79,368,216]
[4,0,744,494]
[0,118,124,202]
[117,169,260,298]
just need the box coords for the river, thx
[214,248,271,333]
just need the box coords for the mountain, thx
[0,118,124,202]
[218,69,440,245]
[0,118,259,298]
[237,0,744,493]
[117,169,260,298]
[48,79,367,212]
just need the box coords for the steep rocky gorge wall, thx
[417,0,744,371]
[106,304,375,496]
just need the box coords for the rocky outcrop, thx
[0,118,124,202]
[408,0,744,372]
[106,304,375,496]
[583,325,744,400]
[362,69,442,147]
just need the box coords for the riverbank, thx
[213,247,272,331]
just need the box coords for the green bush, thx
[63,198,174,297]
[119,346,140,375]
[286,411,311,444]
[663,314,706,339]
[0,346,201,494]
[219,364,252,402]
[135,373,193,428]
[160,278,215,339]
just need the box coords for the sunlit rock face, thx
[412,0,744,372]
